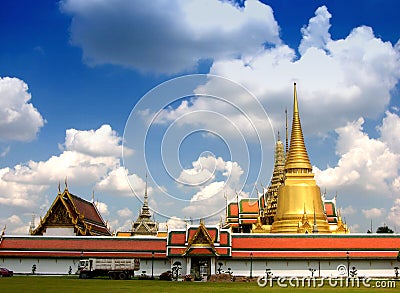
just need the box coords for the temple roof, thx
[31,187,111,236]
[0,235,166,258]
[2,233,399,260]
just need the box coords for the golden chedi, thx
[271,83,331,233]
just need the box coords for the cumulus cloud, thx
[61,124,132,157]
[60,0,280,74]
[158,5,398,139]
[180,155,246,219]
[314,112,400,231]
[0,167,48,207]
[340,205,356,216]
[117,207,133,218]
[299,5,332,55]
[378,111,400,153]
[362,208,385,219]
[96,167,152,198]
[0,77,45,141]
[314,114,400,193]
[388,199,400,227]
[166,216,186,230]
[95,201,109,216]
[178,155,227,186]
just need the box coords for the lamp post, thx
[250,252,253,279]
[346,252,350,277]
[151,251,154,279]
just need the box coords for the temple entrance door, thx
[191,257,210,281]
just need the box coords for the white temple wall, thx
[1,257,398,278]
[1,257,79,275]
[139,258,171,277]
[218,259,399,278]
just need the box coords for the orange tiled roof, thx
[239,199,259,214]
[232,234,400,251]
[0,236,166,258]
[227,203,238,217]
[324,202,336,217]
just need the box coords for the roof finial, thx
[29,213,36,234]
[65,176,68,190]
[144,172,148,207]
[58,181,61,194]
[92,190,95,203]
[0,225,6,243]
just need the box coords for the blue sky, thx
[1,0,400,234]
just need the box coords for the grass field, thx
[0,276,399,293]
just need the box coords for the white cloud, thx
[299,5,331,55]
[378,111,400,153]
[0,77,45,141]
[8,214,23,225]
[178,155,226,186]
[96,167,152,198]
[340,205,356,216]
[2,125,129,187]
[388,199,400,227]
[0,146,10,157]
[0,167,48,208]
[203,7,400,137]
[314,115,400,193]
[61,124,132,157]
[60,0,280,74]
[180,155,246,219]
[151,16,400,140]
[117,207,133,218]
[95,201,109,216]
[362,208,385,219]
[166,216,186,230]
[349,224,360,233]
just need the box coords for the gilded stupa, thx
[231,83,348,234]
[264,132,285,225]
[271,83,331,233]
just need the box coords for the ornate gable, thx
[46,200,72,226]
[183,221,218,256]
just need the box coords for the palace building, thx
[0,84,399,278]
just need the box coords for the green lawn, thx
[0,276,398,293]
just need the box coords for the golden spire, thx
[271,83,331,234]
[284,83,312,173]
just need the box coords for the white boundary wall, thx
[1,257,399,278]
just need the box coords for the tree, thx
[376,225,394,234]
